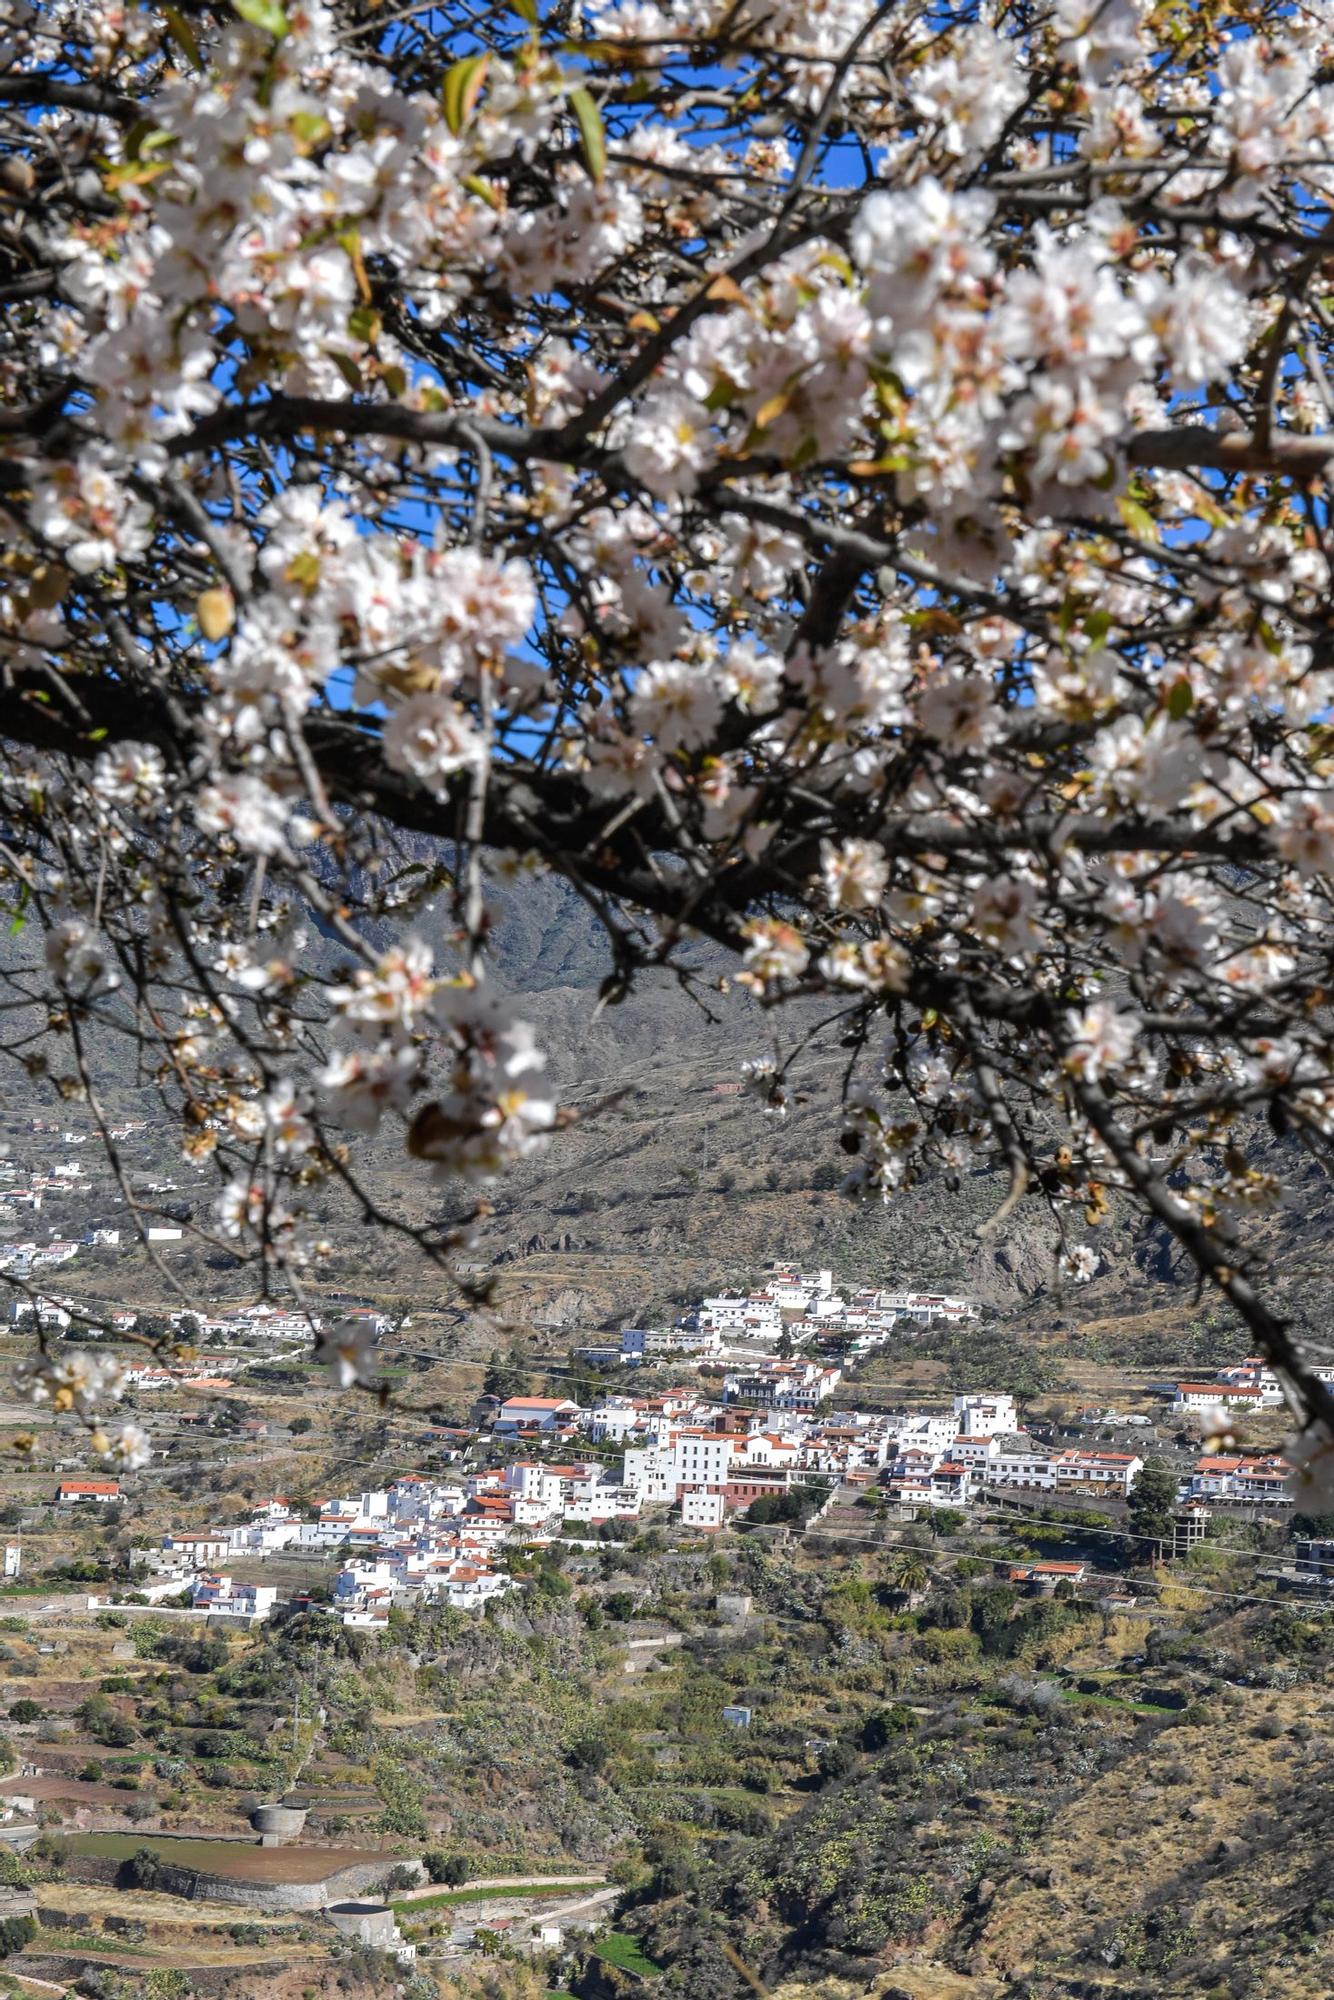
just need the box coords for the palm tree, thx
[889,1550,929,1599]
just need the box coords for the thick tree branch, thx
[1127,425,1334,477]
[0,75,139,120]
[1071,1072,1334,1435]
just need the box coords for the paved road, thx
[512,1883,621,1943]
[410,1881,622,1963]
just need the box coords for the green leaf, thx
[1166,677,1194,720]
[442,53,490,134]
[1117,494,1157,543]
[123,117,156,161]
[291,110,332,152]
[337,227,371,303]
[1082,609,1112,647]
[161,4,203,70]
[8,885,29,938]
[568,84,605,182]
[510,0,539,21]
[230,0,289,39]
[330,350,363,392]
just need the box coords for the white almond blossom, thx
[93,1422,152,1471]
[5,0,1334,1457]
[315,1319,378,1390]
[1062,1003,1141,1082]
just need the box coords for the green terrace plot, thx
[594,1932,662,1978]
[394,1882,602,1916]
[1059,1688,1183,1715]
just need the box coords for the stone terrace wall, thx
[15,1952,295,1992]
[64,1852,401,1911]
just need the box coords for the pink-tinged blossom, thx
[916,670,1001,750]
[317,1041,424,1132]
[1286,1420,1334,1510]
[94,1422,152,1471]
[15,1350,124,1416]
[1061,1245,1100,1283]
[29,452,154,575]
[382,694,485,790]
[620,393,717,496]
[818,837,889,910]
[629,659,725,751]
[330,940,438,1036]
[91,744,166,807]
[911,25,1027,158]
[1062,1002,1141,1081]
[44,919,116,991]
[315,1318,378,1389]
[970,875,1045,957]
[195,776,292,856]
[742,919,810,983]
[851,179,996,330]
[1050,0,1144,81]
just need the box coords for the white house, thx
[589,1397,647,1444]
[724,1361,841,1410]
[163,1530,231,1568]
[1173,1382,1269,1414]
[953,1393,1018,1437]
[563,1476,642,1523]
[1183,1454,1293,1506]
[681,1490,725,1531]
[673,1431,740,1490]
[982,1438,1055,1490]
[1051,1449,1143,1497]
[191,1575,278,1623]
[621,1441,678,1505]
[56,1479,120,1506]
[637,1326,722,1358]
[493,1396,582,1436]
[10,1297,70,1329]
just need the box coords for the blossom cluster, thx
[13,1349,150,1469]
[4,0,1334,1463]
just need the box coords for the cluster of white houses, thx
[133,1356,1303,1623]
[578,1265,978,1369]
[5,1297,392,1347]
[157,1302,396,1345]
[486,1384,1145,1526]
[148,1477,597,1627]
[1164,1355,1326,1508]
[1173,1355,1334,1417]
[1178,1454,1293,1506]
[78,1311,1316,1626]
